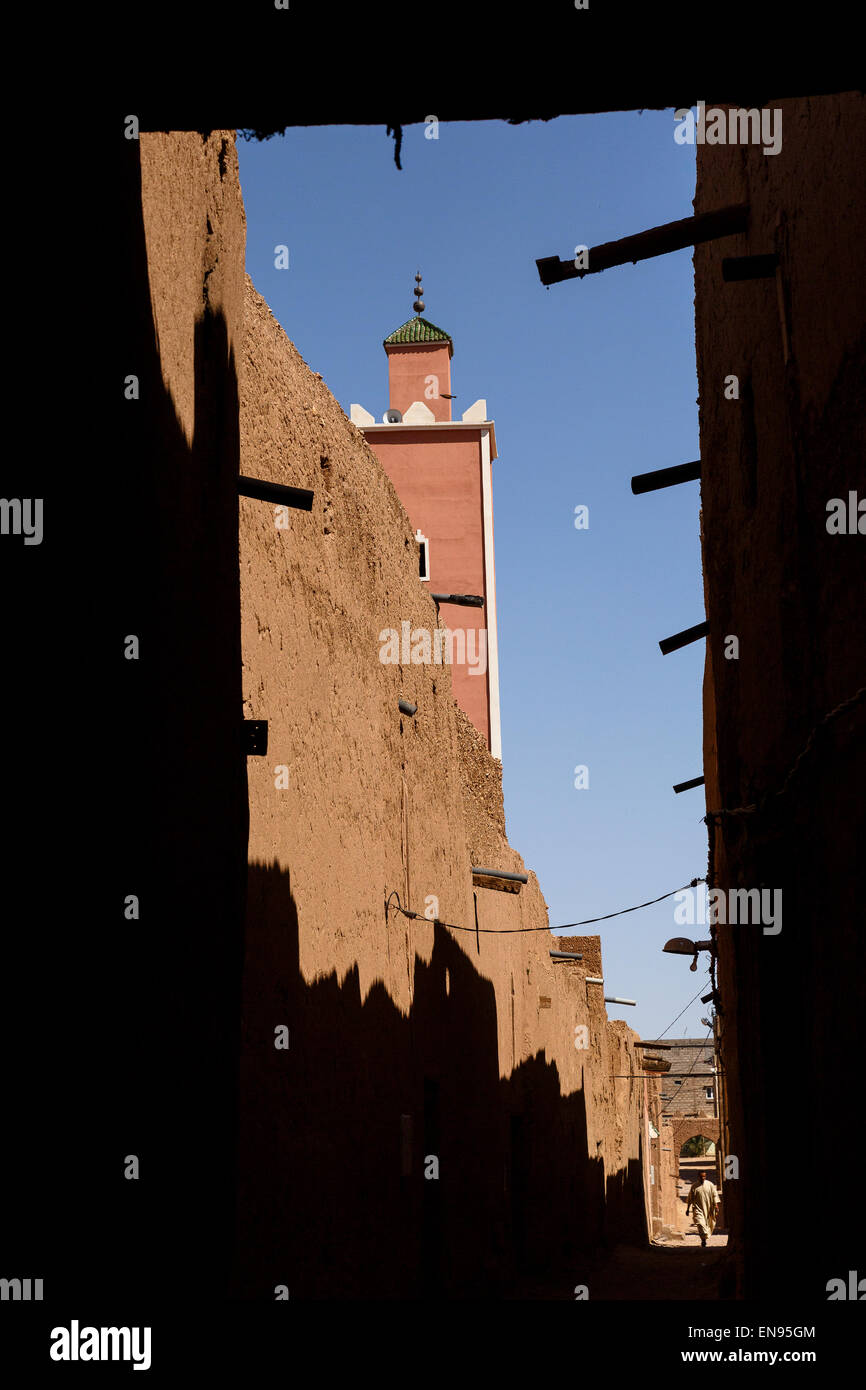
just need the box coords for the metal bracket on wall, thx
[243,720,269,756]
[721,253,779,282]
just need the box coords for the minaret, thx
[351,275,503,760]
[382,273,454,422]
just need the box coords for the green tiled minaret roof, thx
[383,316,453,351]
[385,273,454,356]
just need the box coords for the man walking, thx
[686,1170,720,1248]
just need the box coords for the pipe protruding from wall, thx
[631,460,701,494]
[239,474,314,510]
[536,203,749,284]
[673,776,705,793]
[430,593,484,608]
[659,621,709,655]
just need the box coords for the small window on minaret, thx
[416,529,430,581]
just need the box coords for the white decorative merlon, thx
[461,399,487,423]
[402,400,436,423]
[350,403,375,425]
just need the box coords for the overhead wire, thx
[645,1006,714,1126]
[386,887,716,1108]
[385,877,705,935]
[651,979,713,1042]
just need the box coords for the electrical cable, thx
[385,877,705,936]
[649,979,713,1043]
[645,1009,714,1126]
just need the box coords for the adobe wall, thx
[233,270,649,1296]
[648,1117,683,1237]
[104,129,251,1302]
[659,1120,683,1231]
[120,126,650,1301]
[695,93,866,1298]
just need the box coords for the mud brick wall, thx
[122,128,652,1301]
[695,93,866,1299]
[234,269,649,1297]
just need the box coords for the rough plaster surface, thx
[235,271,649,1295]
[121,130,249,1299]
[139,130,246,444]
[695,93,866,1299]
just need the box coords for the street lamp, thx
[663,936,715,972]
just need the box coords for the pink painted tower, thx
[352,274,502,759]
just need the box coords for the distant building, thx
[642,1038,718,1121]
[352,275,502,758]
[641,1037,721,1232]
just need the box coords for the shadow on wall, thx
[57,137,642,1308]
[231,860,646,1300]
[76,139,250,1306]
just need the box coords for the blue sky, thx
[238,111,714,1041]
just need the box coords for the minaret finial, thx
[413,270,424,316]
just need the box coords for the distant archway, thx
[680,1134,716,1157]
[671,1117,720,1156]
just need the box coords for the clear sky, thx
[238,111,714,1041]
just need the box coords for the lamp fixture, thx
[663,936,715,972]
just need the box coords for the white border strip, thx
[480,428,502,761]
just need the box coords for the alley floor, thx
[509,1234,732,1300]
[508,1165,732,1300]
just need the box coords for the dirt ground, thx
[508,1166,732,1300]
[509,1235,732,1300]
